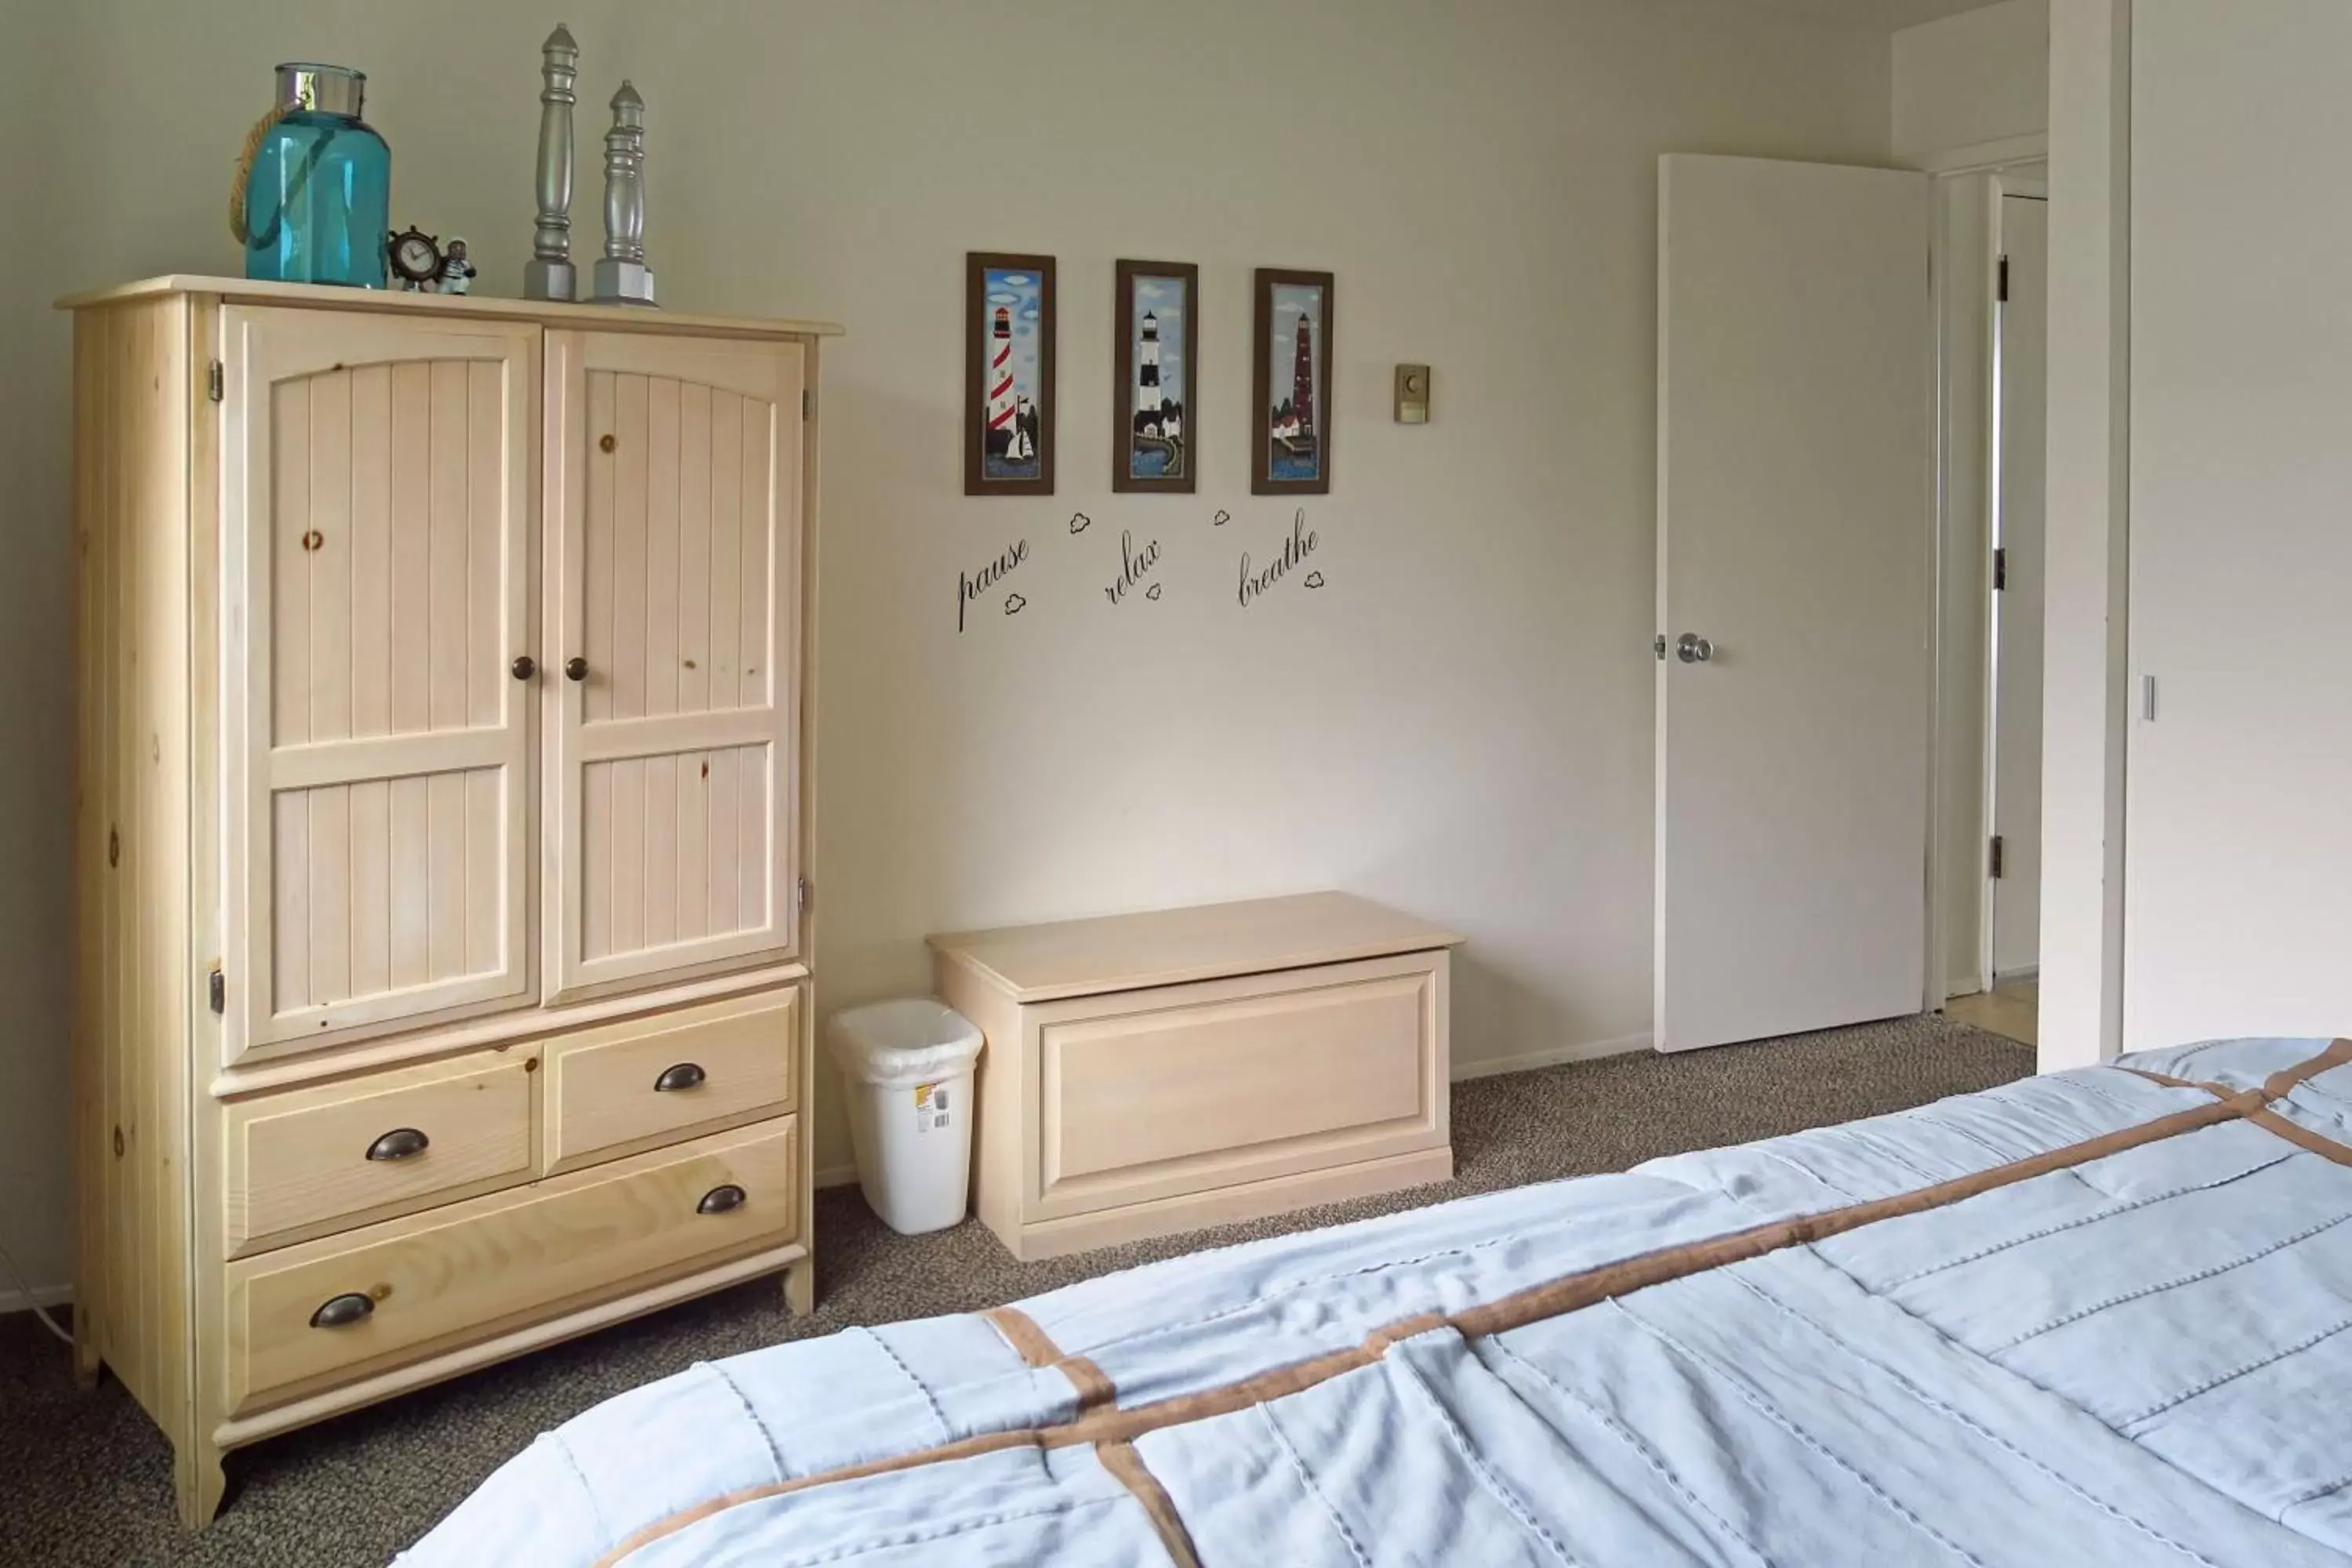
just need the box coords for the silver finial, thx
[592,79,656,307]
[524,24,580,301]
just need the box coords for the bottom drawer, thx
[225,1116,797,1416]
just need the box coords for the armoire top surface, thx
[56,275,843,340]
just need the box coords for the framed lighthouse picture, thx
[1113,260,1198,493]
[1251,267,1334,495]
[965,252,1058,495]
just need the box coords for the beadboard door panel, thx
[544,332,804,1000]
[223,309,539,1060]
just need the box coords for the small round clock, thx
[387,227,444,290]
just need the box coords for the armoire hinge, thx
[1992,546,2007,592]
[208,361,224,402]
[1996,255,2010,303]
[797,876,809,913]
[801,388,811,422]
[1987,836,2005,880]
[207,966,225,1014]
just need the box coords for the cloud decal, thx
[1004,592,1027,615]
[1069,512,1091,534]
[1303,572,1326,589]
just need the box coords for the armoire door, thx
[543,332,805,1000]
[223,308,539,1058]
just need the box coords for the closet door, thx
[223,309,539,1059]
[544,332,805,1000]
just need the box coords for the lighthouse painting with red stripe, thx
[980,265,1047,479]
[964,252,1056,495]
[1252,269,1334,495]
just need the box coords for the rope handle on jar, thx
[227,104,292,246]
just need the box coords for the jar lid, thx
[275,63,366,118]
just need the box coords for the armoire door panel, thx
[546,332,803,999]
[224,308,539,1060]
[581,744,771,962]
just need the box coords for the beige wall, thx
[0,0,1892,1289]
[1894,0,2050,162]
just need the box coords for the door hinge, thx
[1992,546,2007,592]
[207,361,224,402]
[797,876,809,913]
[801,388,812,421]
[1996,255,2010,303]
[207,966,226,1014]
[1988,835,2005,880]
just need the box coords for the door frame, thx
[1925,154,2049,1012]
[1976,176,2049,994]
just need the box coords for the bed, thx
[401,1036,2352,1566]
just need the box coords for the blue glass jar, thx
[242,64,390,288]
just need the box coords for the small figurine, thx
[437,238,477,296]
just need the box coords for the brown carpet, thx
[0,1014,2031,1566]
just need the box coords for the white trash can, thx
[826,999,984,1236]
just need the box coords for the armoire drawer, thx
[542,989,800,1174]
[224,1116,798,1416]
[223,1049,540,1258]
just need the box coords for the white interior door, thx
[544,331,805,1002]
[1989,194,2046,982]
[223,308,538,1061]
[1655,154,1933,1053]
[2125,3,2352,1049]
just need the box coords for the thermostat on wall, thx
[1394,364,1430,423]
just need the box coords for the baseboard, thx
[0,1283,73,1316]
[1450,1032,1652,1080]
[1991,964,2040,989]
[814,1162,860,1190]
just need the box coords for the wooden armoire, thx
[61,276,834,1525]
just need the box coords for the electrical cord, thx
[0,1238,74,1348]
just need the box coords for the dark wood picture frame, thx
[1112,260,1200,494]
[1250,267,1334,495]
[964,252,1057,496]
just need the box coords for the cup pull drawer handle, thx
[654,1062,707,1093]
[697,1183,747,1215]
[365,1127,430,1162]
[310,1292,376,1329]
